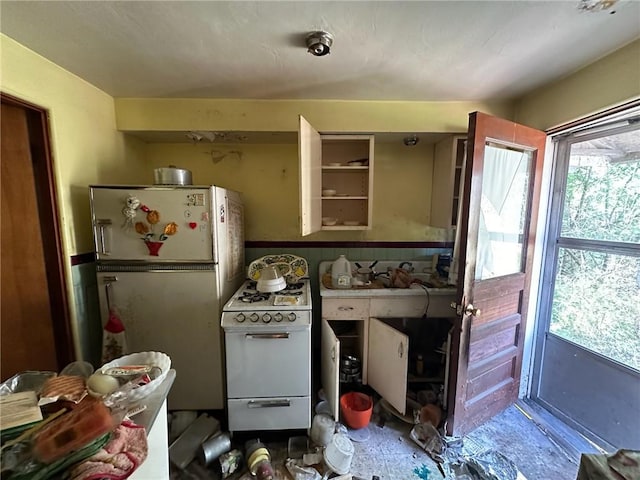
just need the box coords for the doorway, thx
[0,93,73,379]
[531,107,640,450]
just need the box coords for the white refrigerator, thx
[90,185,244,410]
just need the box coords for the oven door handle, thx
[247,399,291,408]
[245,333,290,339]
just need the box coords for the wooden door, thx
[447,111,546,436]
[1,95,72,380]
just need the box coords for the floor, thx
[170,401,582,480]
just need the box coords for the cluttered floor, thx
[169,400,581,480]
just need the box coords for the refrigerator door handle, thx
[96,219,112,255]
[103,276,118,310]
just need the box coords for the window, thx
[547,118,640,370]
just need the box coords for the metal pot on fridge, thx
[153,165,193,185]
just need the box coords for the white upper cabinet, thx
[430,135,466,229]
[298,115,374,236]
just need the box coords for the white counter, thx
[130,369,175,480]
[319,260,457,317]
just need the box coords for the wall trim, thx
[71,241,453,265]
[245,241,454,248]
[71,252,96,266]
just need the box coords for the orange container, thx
[340,392,373,429]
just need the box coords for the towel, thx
[68,420,148,480]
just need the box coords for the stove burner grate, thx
[284,282,304,291]
[240,291,271,303]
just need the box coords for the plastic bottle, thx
[331,255,353,289]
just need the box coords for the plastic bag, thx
[285,458,322,480]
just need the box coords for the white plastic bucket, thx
[323,432,354,475]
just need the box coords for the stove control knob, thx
[287,312,297,322]
[262,313,272,323]
[274,313,283,322]
[249,313,260,323]
[235,313,246,323]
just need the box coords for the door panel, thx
[368,318,408,415]
[298,115,322,236]
[1,103,58,378]
[90,186,215,261]
[538,335,640,448]
[321,318,340,421]
[448,111,545,436]
[97,270,224,410]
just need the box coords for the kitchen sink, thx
[375,271,447,289]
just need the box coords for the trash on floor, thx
[413,464,432,479]
[409,421,522,480]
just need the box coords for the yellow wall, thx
[515,39,640,130]
[1,34,148,256]
[120,98,515,243]
[116,98,513,134]
[145,139,441,241]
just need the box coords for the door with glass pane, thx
[532,119,640,449]
[447,112,546,435]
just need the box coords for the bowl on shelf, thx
[322,217,338,226]
[328,162,342,167]
[347,158,368,166]
[322,189,337,197]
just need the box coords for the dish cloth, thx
[68,420,148,480]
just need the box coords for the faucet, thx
[398,261,414,273]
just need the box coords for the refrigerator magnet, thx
[219,205,225,223]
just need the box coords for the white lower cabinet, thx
[321,294,453,420]
[367,318,409,415]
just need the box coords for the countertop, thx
[319,281,457,297]
[318,260,456,298]
[130,368,175,432]
[129,369,175,480]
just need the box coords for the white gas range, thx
[221,255,312,433]
[221,278,312,331]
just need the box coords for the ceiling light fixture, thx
[306,31,333,57]
[403,135,419,147]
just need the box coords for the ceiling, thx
[1,1,639,103]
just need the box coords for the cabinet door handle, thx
[398,342,404,359]
[331,346,336,361]
[338,306,354,311]
[247,399,291,408]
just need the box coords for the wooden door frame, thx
[1,92,74,368]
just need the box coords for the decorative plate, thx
[247,254,309,281]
